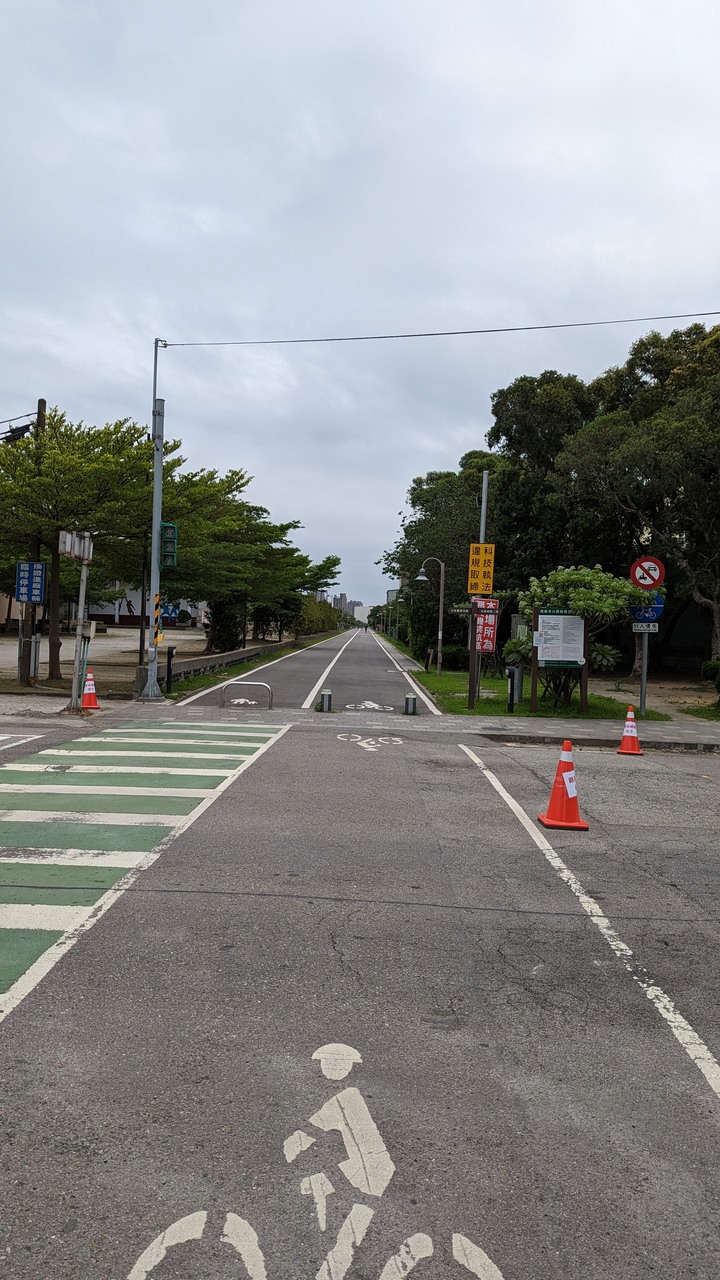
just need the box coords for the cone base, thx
[617,745,644,756]
[538,812,589,831]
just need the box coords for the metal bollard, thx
[505,666,515,714]
[319,688,332,712]
[404,692,417,715]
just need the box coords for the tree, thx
[0,411,155,679]
[558,326,720,657]
[513,565,650,704]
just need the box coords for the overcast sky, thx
[2,1,719,605]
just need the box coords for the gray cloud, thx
[2,0,719,603]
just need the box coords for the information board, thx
[535,609,585,668]
[15,561,46,604]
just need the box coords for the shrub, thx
[589,642,621,673]
[441,644,469,671]
[700,660,720,683]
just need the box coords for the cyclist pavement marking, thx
[0,719,291,1014]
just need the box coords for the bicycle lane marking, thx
[0,721,291,1025]
[126,1041,506,1279]
[458,744,720,1102]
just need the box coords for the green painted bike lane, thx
[0,720,289,1006]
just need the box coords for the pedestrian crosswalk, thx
[0,720,290,1016]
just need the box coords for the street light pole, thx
[140,338,167,700]
[416,557,445,676]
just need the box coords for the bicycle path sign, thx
[629,594,664,622]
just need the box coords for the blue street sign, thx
[629,593,664,623]
[15,561,46,605]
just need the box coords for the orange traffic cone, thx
[617,705,643,756]
[81,668,100,710]
[538,740,589,830]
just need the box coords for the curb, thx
[479,731,720,753]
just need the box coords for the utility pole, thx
[20,398,46,684]
[139,339,167,700]
[467,470,489,711]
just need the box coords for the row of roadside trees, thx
[0,408,342,680]
[379,323,720,668]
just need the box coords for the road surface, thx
[0,631,718,1278]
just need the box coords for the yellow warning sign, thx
[467,542,495,595]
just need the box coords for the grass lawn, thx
[679,702,720,721]
[413,669,671,720]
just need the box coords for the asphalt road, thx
[181,628,434,715]
[0,656,719,1278]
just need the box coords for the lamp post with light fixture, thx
[416,557,445,677]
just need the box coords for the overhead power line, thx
[165,308,720,350]
[0,411,36,426]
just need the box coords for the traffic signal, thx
[160,521,179,567]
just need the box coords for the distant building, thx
[316,590,328,603]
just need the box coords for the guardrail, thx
[220,681,273,709]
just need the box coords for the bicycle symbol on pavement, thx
[337,734,403,753]
[345,700,395,711]
[127,1042,506,1279]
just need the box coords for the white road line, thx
[79,736,265,748]
[0,764,234,776]
[371,633,442,716]
[105,728,275,739]
[116,727,279,737]
[0,784,210,798]
[458,744,720,1102]
[0,903,92,931]
[0,725,292,1027]
[301,630,360,710]
[38,749,253,761]
[161,721,280,730]
[0,735,43,752]
[0,851,147,867]
[177,633,346,706]
[0,810,181,826]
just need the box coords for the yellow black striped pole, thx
[153,594,161,646]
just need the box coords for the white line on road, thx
[301,630,359,709]
[0,850,147,867]
[1,764,234,776]
[371,633,442,716]
[38,749,252,761]
[0,725,292,1027]
[458,744,720,1103]
[0,810,181,826]
[0,903,91,931]
[0,735,43,752]
[0,784,210,798]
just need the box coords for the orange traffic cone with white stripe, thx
[81,669,100,710]
[538,740,589,830]
[617,705,643,756]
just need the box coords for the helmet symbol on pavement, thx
[312,1043,363,1080]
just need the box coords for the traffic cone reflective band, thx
[538,740,589,830]
[617,705,644,756]
[81,669,100,710]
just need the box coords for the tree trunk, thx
[712,598,720,660]
[630,633,643,678]
[47,535,62,680]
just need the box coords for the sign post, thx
[629,559,665,715]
